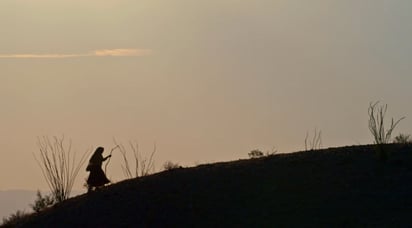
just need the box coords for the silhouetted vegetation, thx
[112,139,156,179]
[248,149,264,158]
[30,191,54,213]
[368,102,405,144]
[393,133,412,144]
[368,102,405,161]
[34,136,89,202]
[305,128,322,151]
[163,161,180,170]
[248,148,277,158]
[1,210,29,227]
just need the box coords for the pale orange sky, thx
[1,0,412,191]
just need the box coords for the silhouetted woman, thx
[86,147,111,192]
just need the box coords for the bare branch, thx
[305,129,322,151]
[368,101,405,144]
[34,136,89,203]
[114,139,156,179]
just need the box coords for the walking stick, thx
[105,145,120,174]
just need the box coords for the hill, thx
[7,144,412,227]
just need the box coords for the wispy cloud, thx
[0,49,152,59]
[93,49,152,57]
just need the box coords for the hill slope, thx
[11,144,412,227]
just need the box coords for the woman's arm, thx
[103,154,112,161]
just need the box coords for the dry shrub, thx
[111,139,156,179]
[34,136,89,203]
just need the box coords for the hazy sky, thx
[1,0,412,191]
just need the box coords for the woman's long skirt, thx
[87,165,110,187]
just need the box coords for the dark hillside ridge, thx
[12,144,412,227]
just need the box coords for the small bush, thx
[248,149,264,158]
[393,133,412,144]
[248,148,277,158]
[30,190,55,213]
[163,161,180,171]
[1,210,29,227]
